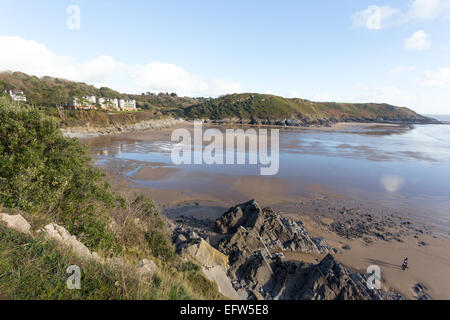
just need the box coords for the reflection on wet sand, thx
[83,121,450,299]
[84,122,450,232]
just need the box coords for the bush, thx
[0,97,116,250]
[145,231,174,262]
[0,97,224,300]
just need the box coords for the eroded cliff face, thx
[175,200,404,300]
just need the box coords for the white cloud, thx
[0,36,126,84]
[313,93,332,102]
[407,0,450,21]
[353,0,450,30]
[74,55,126,83]
[290,90,301,98]
[131,63,241,96]
[359,86,417,106]
[0,35,70,76]
[421,67,450,87]
[207,79,243,97]
[404,30,431,51]
[388,65,416,75]
[336,83,450,115]
[352,5,399,30]
[132,62,208,94]
[0,35,241,97]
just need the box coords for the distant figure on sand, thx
[401,258,408,270]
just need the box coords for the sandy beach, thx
[82,122,450,299]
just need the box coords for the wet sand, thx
[82,122,450,299]
[294,215,450,300]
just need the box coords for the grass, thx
[1,71,425,125]
[182,93,423,121]
[0,96,224,300]
[0,225,223,300]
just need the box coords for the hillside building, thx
[70,96,97,110]
[119,99,137,111]
[98,97,119,110]
[69,96,137,111]
[9,90,27,102]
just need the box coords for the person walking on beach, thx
[401,257,408,270]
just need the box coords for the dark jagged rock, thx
[285,254,369,300]
[175,200,405,300]
[216,200,330,255]
[216,200,264,234]
[211,200,405,300]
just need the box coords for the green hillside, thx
[182,93,432,123]
[0,71,200,111]
[0,72,434,124]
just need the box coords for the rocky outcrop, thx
[216,200,330,257]
[0,213,102,261]
[228,252,371,300]
[179,237,229,270]
[136,259,158,276]
[176,234,241,300]
[41,223,101,262]
[210,200,404,300]
[1,213,163,286]
[0,213,31,235]
[206,114,440,128]
[61,118,185,137]
[277,254,370,300]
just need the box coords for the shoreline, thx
[82,121,450,300]
[63,116,444,139]
[61,118,187,138]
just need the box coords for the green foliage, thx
[0,96,224,301]
[185,271,222,299]
[145,231,174,262]
[0,97,115,250]
[0,226,117,299]
[0,71,199,111]
[0,71,426,123]
[179,261,201,272]
[182,93,423,121]
[131,194,161,220]
[0,72,102,107]
[0,226,200,300]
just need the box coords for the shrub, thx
[0,97,116,250]
[145,231,174,262]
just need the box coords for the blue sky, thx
[0,0,449,114]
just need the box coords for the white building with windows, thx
[9,90,27,102]
[98,97,119,110]
[69,96,137,111]
[119,99,137,111]
[70,96,97,109]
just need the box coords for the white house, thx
[69,96,137,111]
[9,90,27,102]
[70,96,97,109]
[98,97,119,110]
[119,99,137,111]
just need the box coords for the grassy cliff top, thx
[0,72,432,123]
[0,71,200,110]
[182,93,429,122]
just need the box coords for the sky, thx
[0,0,449,114]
